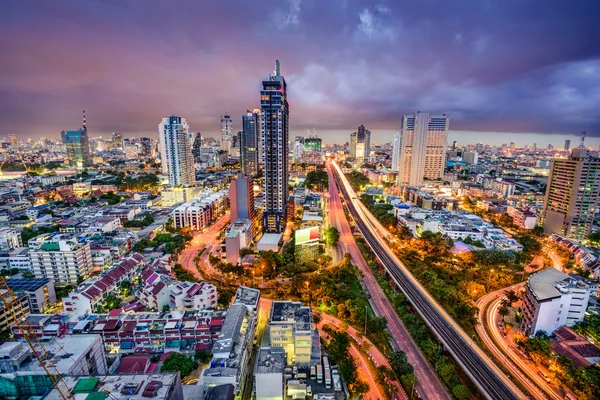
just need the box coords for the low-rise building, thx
[161,187,198,207]
[5,278,56,313]
[172,189,229,230]
[29,234,93,285]
[225,219,253,264]
[0,227,23,250]
[0,247,32,271]
[255,347,285,400]
[268,301,313,366]
[521,268,597,336]
[0,290,29,333]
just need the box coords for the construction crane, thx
[0,277,74,400]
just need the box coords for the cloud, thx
[356,6,398,42]
[274,0,302,30]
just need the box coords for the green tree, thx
[160,353,199,378]
[452,384,472,400]
[498,305,510,322]
[324,226,340,247]
[22,270,35,279]
[388,350,414,378]
[589,231,600,246]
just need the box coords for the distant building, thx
[397,112,448,186]
[192,132,203,163]
[463,151,478,165]
[521,268,597,336]
[350,125,371,163]
[303,137,322,152]
[542,148,600,240]
[241,110,260,176]
[158,115,195,187]
[220,114,233,153]
[391,132,401,172]
[64,128,92,169]
[564,139,571,152]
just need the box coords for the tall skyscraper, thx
[542,147,600,240]
[191,132,202,163]
[532,143,537,153]
[261,60,289,233]
[241,110,260,176]
[564,139,571,152]
[112,132,123,150]
[350,125,371,163]
[397,112,448,187]
[65,110,92,169]
[220,114,233,153]
[229,173,256,222]
[303,137,322,152]
[158,115,195,187]
[391,132,401,171]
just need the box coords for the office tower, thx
[509,142,515,150]
[220,114,233,152]
[303,137,322,152]
[397,112,449,187]
[548,144,554,150]
[158,115,195,187]
[564,140,571,152]
[191,132,203,163]
[391,132,401,171]
[350,125,371,162]
[542,147,600,240]
[229,173,256,221]
[112,132,123,150]
[532,143,537,153]
[65,111,92,169]
[241,110,260,176]
[139,137,153,157]
[261,60,289,233]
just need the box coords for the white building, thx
[521,268,598,336]
[29,235,93,285]
[158,115,195,187]
[438,224,483,241]
[172,190,229,230]
[463,151,478,165]
[391,132,401,172]
[161,187,197,207]
[397,112,449,187]
[255,347,285,400]
[0,227,22,250]
[225,219,253,264]
[268,301,313,366]
[220,114,233,153]
[169,281,218,312]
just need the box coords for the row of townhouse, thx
[62,253,145,314]
[12,309,226,354]
[139,267,218,312]
[551,234,600,279]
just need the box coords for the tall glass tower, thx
[65,111,91,169]
[241,109,260,177]
[261,60,289,233]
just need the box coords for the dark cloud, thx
[1,0,599,142]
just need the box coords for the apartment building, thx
[0,290,29,333]
[521,268,597,336]
[29,234,93,285]
[172,189,229,230]
[6,278,56,313]
[0,227,22,250]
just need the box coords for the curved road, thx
[332,160,525,400]
[326,163,449,400]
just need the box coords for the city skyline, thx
[2,1,600,143]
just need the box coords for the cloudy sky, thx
[1,0,600,146]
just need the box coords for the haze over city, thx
[2,0,600,143]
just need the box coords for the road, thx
[326,163,449,400]
[331,160,525,400]
[475,253,567,400]
[178,213,230,279]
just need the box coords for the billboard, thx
[295,227,320,245]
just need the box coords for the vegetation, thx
[388,350,414,379]
[100,191,124,205]
[588,231,600,246]
[123,213,155,228]
[194,350,213,364]
[322,325,368,396]
[573,313,600,344]
[345,170,371,192]
[21,224,59,243]
[0,268,20,277]
[360,194,397,228]
[173,264,200,283]
[22,271,35,279]
[515,331,600,399]
[160,353,199,378]
[134,230,192,256]
[323,226,340,247]
[218,287,236,307]
[304,169,328,189]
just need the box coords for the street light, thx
[305,281,310,306]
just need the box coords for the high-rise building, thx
[112,132,123,150]
[303,137,322,152]
[564,139,571,152]
[542,148,600,240]
[241,110,260,176]
[350,125,371,162]
[532,143,537,153]
[391,132,401,171]
[220,114,233,153]
[65,129,92,169]
[397,112,448,187]
[158,115,195,187]
[230,173,256,222]
[509,142,515,150]
[463,151,479,165]
[261,60,289,233]
[295,135,305,144]
[293,141,304,162]
[192,132,203,163]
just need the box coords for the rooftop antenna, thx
[580,131,586,149]
[313,128,317,138]
[82,110,87,131]
[275,59,281,76]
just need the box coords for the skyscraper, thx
[303,137,322,152]
[112,132,123,150]
[192,132,202,163]
[261,60,289,233]
[397,112,448,187]
[220,114,233,153]
[158,115,195,187]
[350,125,371,163]
[542,147,600,241]
[241,110,260,176]
[65,110,92,169]
[564,139,571,152]
[532,143,537,153]
[391,132,401,171]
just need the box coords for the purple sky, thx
[2,0,600,145]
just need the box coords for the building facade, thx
[397,112,449,187]
[350,125,371,163]
[172,190,229,230]
[0,227,22,250]
[220,114,233,153]
[64,128,92,169]
[241,110,260,177]
[158,115,195,187]
[542,148,600,241]
[261,60,289,233]
[29,237,93,285]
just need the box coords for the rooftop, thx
[256,347,285,374]
[232,286,260,311]
[527,268,593,301]
[5,277,51,291]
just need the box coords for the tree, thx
[589,231,600,247]
[22,271,35,279]
[195,350,212,364]
[498,305,510,322]
[160,353,199,378]
[324,226,340,247]
[452,384,472,400]
[504,289,519,304]
[388,350,413,379]
[312,310,322,325]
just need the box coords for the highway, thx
[331,160,526,400]
[326,163,449,399]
